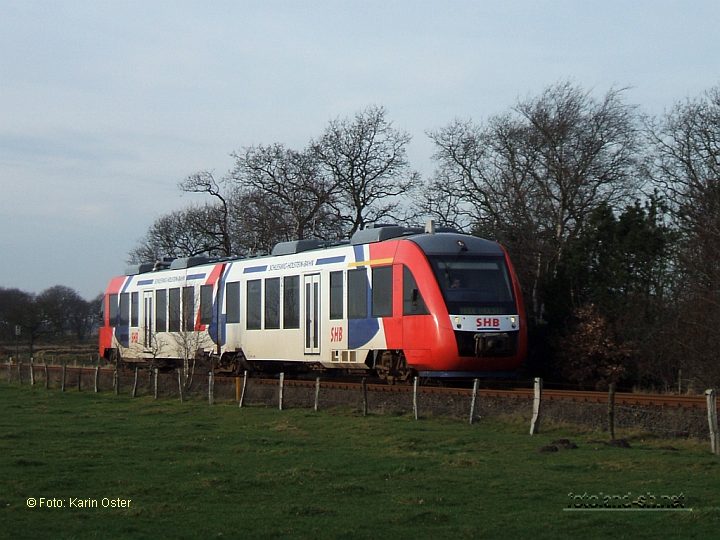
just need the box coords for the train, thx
[99,223,527,381]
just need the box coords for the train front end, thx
[404,233,527,378]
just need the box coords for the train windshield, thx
[429,255,515,315]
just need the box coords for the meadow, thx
[1,382,718,539]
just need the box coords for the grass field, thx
[1,383,718,539]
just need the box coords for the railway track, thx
[7,362,716,410]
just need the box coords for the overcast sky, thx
[1,0,719,300]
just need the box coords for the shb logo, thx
[476,317,500,329]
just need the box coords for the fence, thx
[2,359,719,455]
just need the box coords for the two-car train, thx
[99,223,527,380]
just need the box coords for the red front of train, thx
[375,233,527,378]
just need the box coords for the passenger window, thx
[225,281,240,324]
[265,278,280,329]
[118,293,130,327]
[131,292,139,327]
[371,266,393,317]
[156,290,167,332]
[247,280,262,330]
[403,266,429,315]
[168,288,181,332]
[109,294,118,326]
[283,276,300,329]
[348,268,368,319]
[182,287,194,331]
[330,271,344,319]
[200,285,213,325]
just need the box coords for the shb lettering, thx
[476,317,500,329]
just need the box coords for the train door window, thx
[283,276,300,329]
[118,293,130,327]
[156,289,167,332]
[348,268,368,319]
[108,294,118,326]
[371,266,393,317]
[265,278,280,329]
[403,266,429,315]
[247,279,262,330]
[131,292,139,327]
[143,291,153,348]
[304,274,320,354]
[226,281,240,324]
[330,271,344,320]
[182,287,195,332]
[168,288,181,332]
[200,285,214,325]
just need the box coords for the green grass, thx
[1,383,718,539]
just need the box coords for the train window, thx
[118,293,130,327]
[156,290,167,332]
[183,287,195,332]
[225,281,240,324]
[247,279,262,330]
[348,268,368,319]
[265,278,280,329]
[168,288,181,332]
[131,292,139,327]
[108,294,118,326]
[283,276,300,329]
[200,285,213,325]
[403,266,429,315]
[429,256,515,315]
[330,271,343,319]
[371,266,393,317]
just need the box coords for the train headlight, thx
[510,316,517,329]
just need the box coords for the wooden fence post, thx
[77,366,82,392]
[94,365,99,393]
[608,383,616,440]
[469,379,479,425]
[61,362,66,392]
[208,371,215,406]
[706,389,719,455]
[235,376,240,403]
[17,359,22,384]
[529,377,543,435]
[153,368,159,400]
[278,372,285,410]
[314,377,321,412]
[239,370,248,408]
[29,358,35,386]
[412,376,419,420]
[44,364,49,390]
[361,377,368,417]
[132,367,139,398]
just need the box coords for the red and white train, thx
[99,224,527,380]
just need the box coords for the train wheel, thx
[375,351,412,384]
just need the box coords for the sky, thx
[1,0,719,300]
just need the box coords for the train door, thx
[304,274,320,354]
[143,291,153,349]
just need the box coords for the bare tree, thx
[426,83,640,323]
[312,105,420,235]
[230,144,340,242]
[128,204,228,264]
[179,171,232,256]
[647,86,720,385]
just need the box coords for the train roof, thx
[123,223,503,276]
[408,232,504,256]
